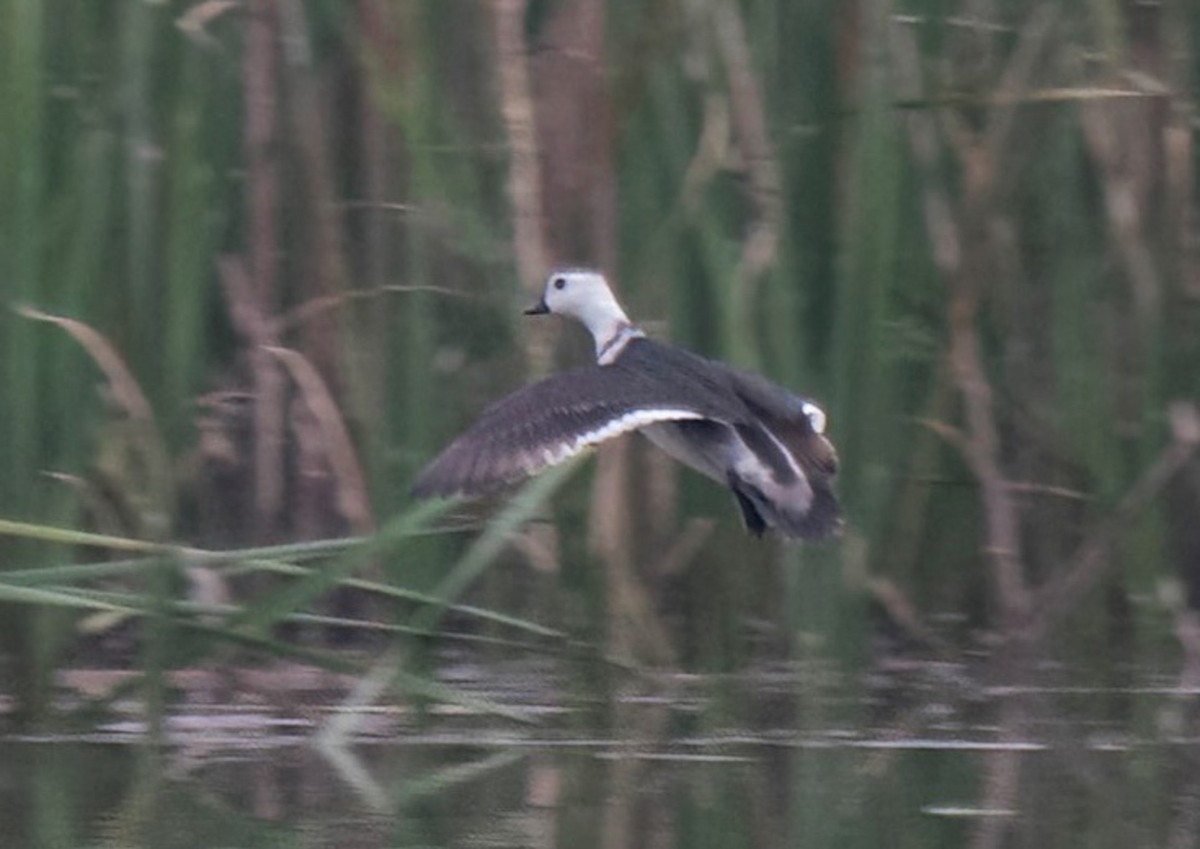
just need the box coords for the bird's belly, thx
[644,420,815,514]
[640,420,735,484]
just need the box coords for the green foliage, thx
[0,0,1196,721]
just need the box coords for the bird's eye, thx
[553,276,566,290]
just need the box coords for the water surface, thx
[2,657,1198,848]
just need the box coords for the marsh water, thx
[2,654,1198,849]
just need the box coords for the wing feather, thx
[720,369,838,479]
[413,337,840,541]
[619,339,838,481]
[412,366,708,497]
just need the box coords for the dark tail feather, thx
[786,484,842,540]
[729,478,842,541]
[729,482,768,537]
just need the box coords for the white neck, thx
[595,322,645,365]
[571,290,643,363]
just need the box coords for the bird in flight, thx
[412,269,840,540]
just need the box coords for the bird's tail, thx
[729,477,842,541]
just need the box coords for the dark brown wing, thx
[411,366,710,498]
[618,339,838,481]
[721,368,838,479]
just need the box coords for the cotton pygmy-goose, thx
[412,269,841,539]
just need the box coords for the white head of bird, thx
[525,269,638,361]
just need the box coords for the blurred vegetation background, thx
[0,0,1198,718]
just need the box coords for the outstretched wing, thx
[618,338,839,482]
[411,365,709,498]
[720,367,838,478]
[721,370,841,538]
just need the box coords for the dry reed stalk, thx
[1030,403,1200,638]
[352,1,393,430]
[279,0,349,390]
[493,0,547,281]
[1080,95,1163,330]
[889,21,1033,635]
[892,10,1200,645]
[493,0,554,377]
[712,0,783,325]
[1162,0,1200,301]
[265,346,376,534]
[19,307,174,537]
[244,0,285,540]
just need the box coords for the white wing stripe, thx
[526,407,706,467]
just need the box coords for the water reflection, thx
[1,661,1199,849]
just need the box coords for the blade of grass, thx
[391,748,526,806]
[225,496,454,635]
[1,553,564,639]
[0,519,167,554]
[322,461,584,742]
[409,457,583,633]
